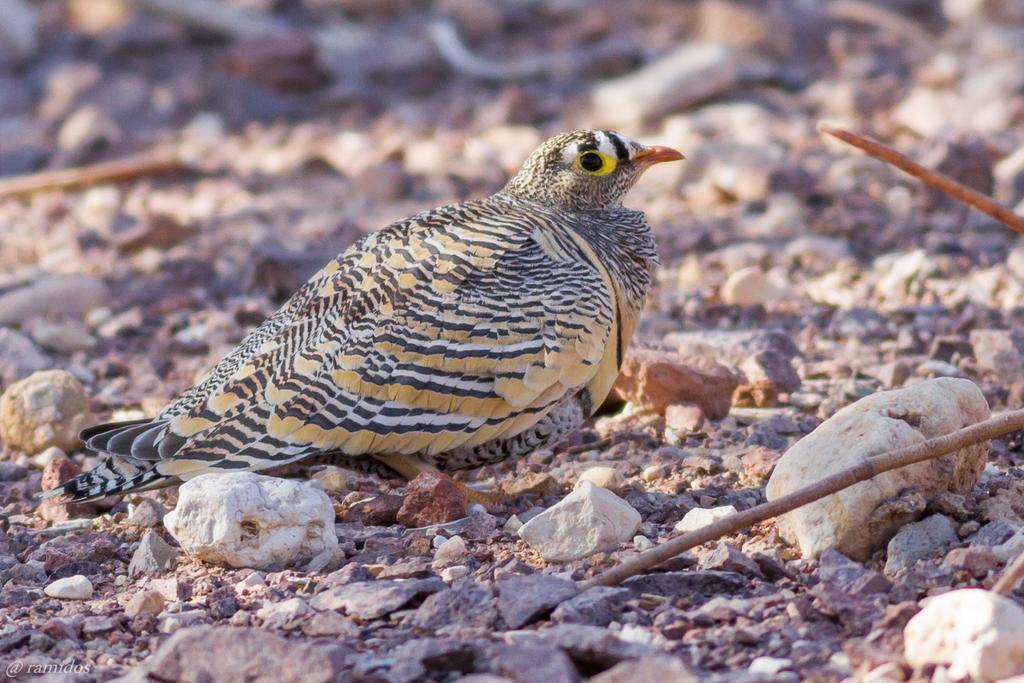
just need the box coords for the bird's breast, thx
[537,222,650,413]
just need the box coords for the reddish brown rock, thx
[502,471,560,497]
[613,348,741,419]
[665,402,705,432]
[943,546,999,578]
[739,446,783,481]
[39,457,95,521]
[732,379,779,408]
[344,494,404,526]
[396,472,468,527]
[222,35,328,92]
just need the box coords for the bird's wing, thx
[101,204,616,478]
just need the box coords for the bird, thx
[44,130,683,505]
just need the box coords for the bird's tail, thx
[38,418,185,503]
[38,455,174,503]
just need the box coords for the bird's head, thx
[501,130,684,211]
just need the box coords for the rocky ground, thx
[3,1,1024,681]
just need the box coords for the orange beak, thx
[633,145,685,166]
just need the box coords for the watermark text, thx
[6,660,92,678]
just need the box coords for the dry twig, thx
[559,431,651,456]
[131,0,290,39]
[581,408,1024,589]
[819,124,1024,236]
[132,0,423,78]
[827,0,937,48]
[993,548,1024,595]
[426,20,555,81]
[0,151,185,199]
[560,435,615,456]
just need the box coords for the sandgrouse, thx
[46,130,683,505]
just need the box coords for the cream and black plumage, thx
[46,130,683,504]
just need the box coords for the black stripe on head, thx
[605,131,629,161]
[576,131,599,153]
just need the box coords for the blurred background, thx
[2,0,1024,418]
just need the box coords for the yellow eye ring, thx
[575,150,617,176]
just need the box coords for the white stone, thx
[576,466,626,493]
[721,266,775,306]
[441,565,470,582]
[44,574,93,600]
[633,535,654,551]
[319,130,376,177]
[518,481,641,562]
[32,446,66,468]
[403,137,452,176]
[433,535,468,567]
[310,466,350,493]
[766,378,990,559]
[893,87,958,138]
[942,0,987,23]
[592,43,739,127]
[674,506,737,533]
[235,572,267,594]
[159,608,205,634]
[640,465,664,483]
[874,249,936,298]
[904,589,1024,681]
[749,657,792,675]
[257,597,311,629]
[58,105,120,151]
[163,473,338,569]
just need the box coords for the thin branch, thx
[580,408,1024,589]
[560,435,615,456]
[0,151,185,198]
[819,124,1024,236]
[558,431,651,456]
[993,548,1024,595]
[130,0,291,40]
[827,0,937,48]
[131,0,416,78]
[426,20,552,81]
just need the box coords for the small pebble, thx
[640,465,665,483]
[44,575,93,600]
[127,497,167,527]
[433,535,468,567]
[33,446,66,468]
[674,505,737,533]
[311,466,349,493]
[633,535,654,551]
[125,589,166,618]
[749,657,792,675]
[441,565,470,582]
[576,466,626,493]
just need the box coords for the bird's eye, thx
[579,152,603,172]
[575,150,616,176]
